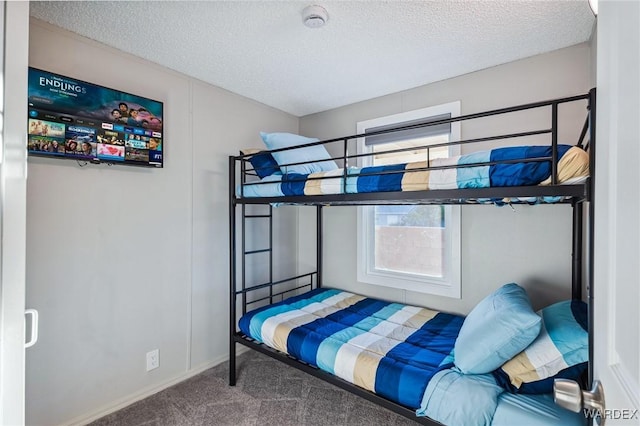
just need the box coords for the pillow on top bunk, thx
[260,132,338,175]
[240,148,281,178]
[454,283,541,374]
[492,300,589,394]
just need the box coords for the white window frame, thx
[356,102,461,298]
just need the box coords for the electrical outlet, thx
[146,349,159,371]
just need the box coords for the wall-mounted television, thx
[27,67,164,168]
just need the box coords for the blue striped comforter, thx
[238,288,464,410]
[238,145,589,198]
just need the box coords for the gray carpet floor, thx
[89,349,421,426]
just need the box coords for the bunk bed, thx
[228,89,596,425]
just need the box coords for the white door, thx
[592,0,640,424]
[0,1,30,425]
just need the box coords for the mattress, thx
[238,288,464,410]
[237,145,589,199]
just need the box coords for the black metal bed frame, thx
[228,89,596,425]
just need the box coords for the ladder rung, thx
[244,248,271,255]
[245,215,271,218]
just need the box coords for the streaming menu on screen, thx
[27,67,164,168]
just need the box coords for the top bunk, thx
[230,90,595,206]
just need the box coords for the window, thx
[356,102,461,298]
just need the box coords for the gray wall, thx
[26,19,298,425]
[299,43,592,315]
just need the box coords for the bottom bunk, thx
[231,285,588,426]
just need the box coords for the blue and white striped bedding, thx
[492,300,589,394]
[238,145,589,198]
[238,288,464,410]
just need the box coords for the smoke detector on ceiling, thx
[302,5,329,28]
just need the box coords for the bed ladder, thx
[240,204,274,314]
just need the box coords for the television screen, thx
[27,67,164,168]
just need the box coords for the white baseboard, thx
[62,347,249,426]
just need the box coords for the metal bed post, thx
[228,156,237,386]
[342,138,349,194]
[241,203,247,315]
[269,205,274,304]
[587,87,596,387]
[551,103,559,184]
[317,205,323,289]
[571,201,583,301]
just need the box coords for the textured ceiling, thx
[29,1,595,117]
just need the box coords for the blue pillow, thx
[241,148,281,179]
[454,283,542,374]
[260,132,338,175]
[492,300,588,394]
